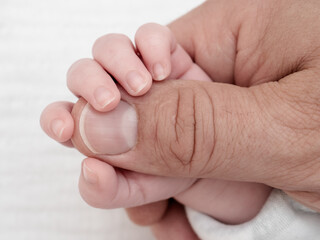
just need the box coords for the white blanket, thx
[0,1,204,239]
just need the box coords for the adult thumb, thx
[71,75,320,187]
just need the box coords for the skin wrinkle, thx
[84,165,118,209]
[169,29,178,54]
[106,169,129,207]
[184,6,203,64]
[228,27,238,85]
[224,88,273,181]
[198,86,217,177]
[250,83,296,157]
[175,87,195,168]
[217,91,248,177]
[249,82,279,120]
[283,89,320,128]
[125,171,148,206]
[169,145,184,167]
[280,166,320,194]
[174,89,180,142]
[121,170,136,206]
[276,45,305,82]
[175,178,201,200]
[233,23,257,85]
[219,9,238,83]
[192,10,215,80]
[169,88,187,169]
[269,77,319,132]
[155,121,171,173]
[188,87,196,175]
[248,85,281,162]
[153,106,159,144]
[264,136,320,191]
[245,2,318,86]
[202,2,236,83]
[234,2,274,86]
[300,70,320,120]
[248,84,312,185]
[145,90,172,172]
[239,43,268,87]
[164,85,198,175]
[291,158,320,188]
[151,98,163,157]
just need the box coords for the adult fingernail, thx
[153,63,166,80]
[51,119,65,138]
[126,71,148,94]
[83,161,98,184]
[79,100,137,155]
[94,86,115,108]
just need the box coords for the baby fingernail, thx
[51,119,65,138]
[126,71,148,94]
[79,100,137,155]
[153,63,166,80]
[83,161,98,184]
[94,86,115,108]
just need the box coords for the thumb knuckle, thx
[153,82,216,176]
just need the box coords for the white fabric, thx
[0,0,204,239]
[187,189,320,240]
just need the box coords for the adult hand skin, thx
[118,0,320,236]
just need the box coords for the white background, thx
[0,0,205,239]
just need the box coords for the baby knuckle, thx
[67,58,97,81]
[136,23,167,35]
[136,23,171,46]
[92,33,131,58]
[136,23,156,35]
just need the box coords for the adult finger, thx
[71,70,320,200]
[167,0,239,84]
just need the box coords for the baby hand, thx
[40,23,210,208]
[66,23,210,113]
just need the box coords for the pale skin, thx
[41,23,271,225]
[41,0,320,238]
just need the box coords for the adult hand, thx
[104,0,320,235]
